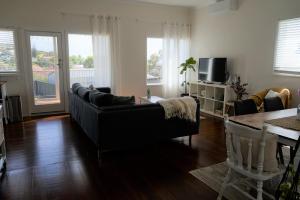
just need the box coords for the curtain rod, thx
[122,16,190,26]
[60,12,120,19]
[60,12,190,26]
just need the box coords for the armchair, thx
[249,88,291,112]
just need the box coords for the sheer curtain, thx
[91,15,121,94]
[162,23,191,98]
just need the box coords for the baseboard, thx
[23,112,69,121]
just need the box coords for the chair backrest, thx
[224,116,270,174]
[264,96,284,112]
[234,99,258,116]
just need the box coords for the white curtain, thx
[162,23,191,98]
[91,15,121,94]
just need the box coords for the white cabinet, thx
[189,82,230,118]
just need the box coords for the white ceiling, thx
[133,0,215,7]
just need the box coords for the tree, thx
[147,51,162,78]
[32,46,37,58]
[69,55,84,67]
[83,56,94,68]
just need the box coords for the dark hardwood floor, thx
[0,115,226,200]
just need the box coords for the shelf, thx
[196,96,224,103]
[190,82,228,89]
[190,82,230,118]
[200,109,223,118]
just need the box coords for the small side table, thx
[139,96,165,104]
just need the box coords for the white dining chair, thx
[217,116,284,200]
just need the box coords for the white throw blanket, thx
[158,97,197,122]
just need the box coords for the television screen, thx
[198,58,227,83]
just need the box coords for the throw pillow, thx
[240,133,279,172]
[89,84,95,90]
[77,87,91,102]
[72,83,82,94]
[89,90,114,107]
[265,90,279,99]
[264,96,284,112]
[264,90,285,108]
[111,95,135,105]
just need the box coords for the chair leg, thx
[189,135,192,147]
[277,144,284,165]
[217,168,231,200]
[257,181,263,200]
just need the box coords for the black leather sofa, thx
[69,86,200,158]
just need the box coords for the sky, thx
[68,34,93,57]
[30,34,93,58]
[29,34,162,59]
[147,38,162,59]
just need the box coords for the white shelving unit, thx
[189,82,230,118]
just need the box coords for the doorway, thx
[26,31,65,114]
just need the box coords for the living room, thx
[0,0,300,199]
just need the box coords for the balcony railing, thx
[69,68,95,87]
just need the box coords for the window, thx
[68,34,94,87]
[274,17,300,74]
[147,38,163,84]
[0,29,17,73]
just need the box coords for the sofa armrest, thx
[97,104,165,150]
[96,87,111,94]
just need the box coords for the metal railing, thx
[34,80,55,98]
[69,68,95,86]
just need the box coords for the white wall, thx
[191,0,300,106]
[0,0,190,116]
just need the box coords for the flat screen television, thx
[198,58,227,83]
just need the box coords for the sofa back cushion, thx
[89,90,114,107]
[96,87,111,94]
[112,95,135,106]
[77,87,92,102]
[72,83,82,94]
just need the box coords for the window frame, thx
[273,17,300,76]
[0,27,19,75]
[146,37,163,86]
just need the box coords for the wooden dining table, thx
[229,108,300,147]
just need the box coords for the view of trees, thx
[69,55,94,68]
[32,47,56,68]
[147,50,162,80]
[0,44,16,71]
[31,47,56,83]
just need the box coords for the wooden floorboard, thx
[0,115,226,200]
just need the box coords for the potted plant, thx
[179,57,196,96]
[230,76,248,101]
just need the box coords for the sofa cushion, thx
[72,83,82,94]
[96,87,111,94]
[89,90,114,107]
[265,90,280,99]
[77,87,92,102]
[264,96,284,112]
[112,95,135,105]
